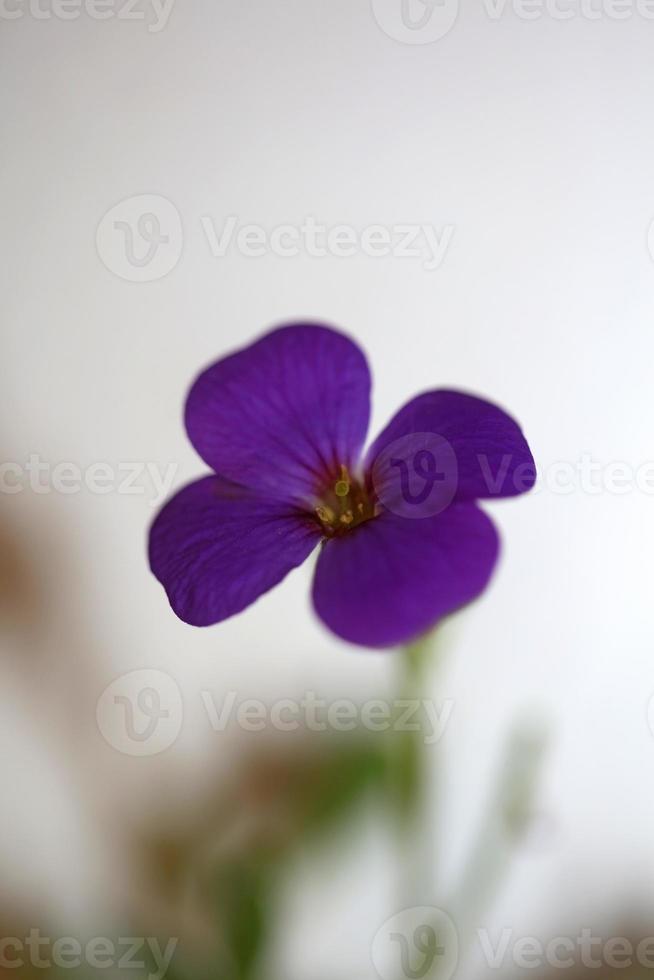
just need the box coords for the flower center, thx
[314,465,377,536]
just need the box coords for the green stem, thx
[445,726,547,964]
[391,633,441,908]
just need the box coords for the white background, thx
[2,1,654,976]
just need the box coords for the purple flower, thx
[149,323,535,648]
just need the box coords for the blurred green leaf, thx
[214,859,272,980]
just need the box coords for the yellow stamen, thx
[334,464,350,498]
[316,505,335,524]
[339,511,354,525]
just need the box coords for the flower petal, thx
[185,323,371,505]
[312,504,499,648]
[149,476,321,627]
[366,390,535,501]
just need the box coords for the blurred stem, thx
[391,632,441,908]
[389,645,545,980]
[445,726,547,967]
[215,858,272,980]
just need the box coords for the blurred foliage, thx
[39,639,555,980]
[147,732,390,980]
